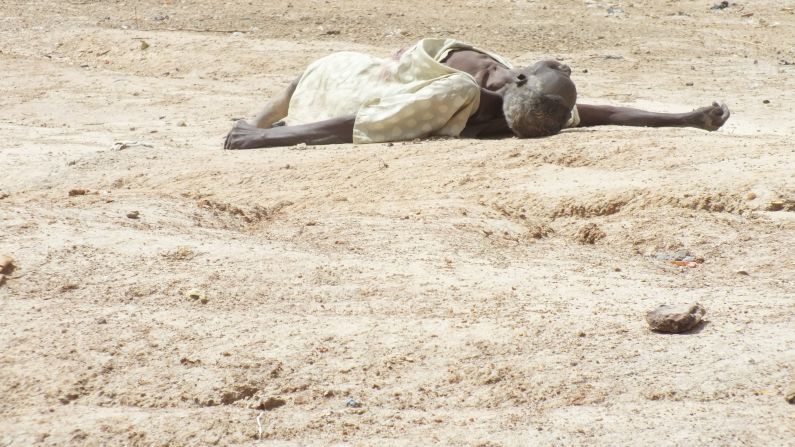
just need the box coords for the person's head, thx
[502,60,577,138]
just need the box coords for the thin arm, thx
[576,104,690,127]
[225,115,356,150]
[575,102,730,131]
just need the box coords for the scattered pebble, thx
[0,254,15,274]
[767,200,784,211]
[345,398,362,408]
[763,99,770,104]
[736,270,750,276]
[96,317,108,324]
[710,1,730,10]
[68,189,87,196]
[254,396,286,410]
[176,120,187,127]
[185,289,204,300]
[646,303,706,333]
[180,357,201,366]
[59,393,80,405]
[140,40,150,50]
[0,256,15,285]
[672,260,698,268]
[655,250,701,267]
[126,211,140,219]
[786,391,795,405]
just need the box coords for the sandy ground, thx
[1,0,794,445]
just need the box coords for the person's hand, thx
[224,120,262,150]
[691,102,731,131]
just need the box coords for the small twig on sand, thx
[723,38,767,48]
[256,411,265,440]
[138,27,247,34]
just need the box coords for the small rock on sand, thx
[68,189,87,196]
[0,255,14,274]
[710,1,729,10]
[345,397,362,408]
[786,391,795,404]
[185,289,204,300]
[126,211,140,219]
[646,303,706,333]
[767,201,784,211]
[253,396,286,410]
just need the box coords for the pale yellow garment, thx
[285,38,578,143]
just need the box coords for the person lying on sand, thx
[224,38,730,150]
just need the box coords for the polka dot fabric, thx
[284,39,513,144]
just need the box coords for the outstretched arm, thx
[575,102,730,131]
[225,116,355,150]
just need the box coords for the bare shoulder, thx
[442,49,496,67]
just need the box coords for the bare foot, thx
[224,120,261,150]
[690,102,730,131]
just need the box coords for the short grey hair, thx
[502,82,572,138]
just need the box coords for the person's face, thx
[518,60,577,110]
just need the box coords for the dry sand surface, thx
[2,0,795,445]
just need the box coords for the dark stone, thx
[711,1,729,10]
[255,396,286,410]
[345,397,362,408]
[646,303,706,333]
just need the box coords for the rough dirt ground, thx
[2,0,795,445]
